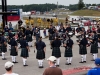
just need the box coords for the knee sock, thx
[56,58,60,65]
[67,57,70,63]
[40,60,43,66]
[93,54,97,60]
[2,52,5,59]
[11,56,14,62]
[69,57,72,63]
[38,60,41,66]
[81,55,84,62]
[23,58,27,65]
[83,55,86,61]
[13,56,16,62]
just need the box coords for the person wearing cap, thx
[35,37,46,68]
[3,61,19,75]
[20,35,30,66]
[51,34,61,67]
[78,35,88,63]
[43,56,62,75]
[1,32,7,60]
[9,34,18,63]
[90,31,98,61]
[63,35,74,65]
[87,58,100,75]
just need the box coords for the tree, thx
[92,4,96,6]
[78,0,84,10]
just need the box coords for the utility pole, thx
[57,1,59,16]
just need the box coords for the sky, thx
[4,0,100,6]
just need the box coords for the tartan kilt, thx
[17,37,22,43]
[26,35,30,42]
[36,50,45,59]
[64,47,73,57]
[29,35,32,42]
[79,45,87,55]
[10,46,18,56]
[90,43,98,53]
[49,35,53,40]
[1,44,7,53]
[21,48,29,57]
[52,47,61,58]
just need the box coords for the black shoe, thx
[23,65,28,67]
[65,63,69,65]
[84,61,86,63]
[39,66,44,68]
[13,62,18,63]
[69,63,71,65]
[79,61,84,63]
[2,58,7,60]
[91,59,95,61]
[56,65,59,67]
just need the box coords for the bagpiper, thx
[90,31,98,61]
[64,33,74,65]
[78,35,88,63]
[20,35,30,66]
[25,26,32,45]
[9,34,18,63]
[51,36,61,67]
[1,32,7,60]
[35,37,46,68]
[48,25,55,49]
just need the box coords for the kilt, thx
[17,37,22,43]
[52,47,61,58]
[36,50,45,59]
[1,44,7,53]
[21,48,29,57]
[29,34,32,42]
[90,43,98,53]
[79,45,87,55]
[10,46,18,56]
[64,47,73,57]
[49,34,53,40]
[26,35,30,42]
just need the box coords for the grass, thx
[71,9,100,16]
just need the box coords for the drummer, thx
[76,25,82,33]
[66,24,72,33]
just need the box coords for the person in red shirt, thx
[92,25,96,31]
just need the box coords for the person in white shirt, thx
[79,21,84,28]
[3,61,19,75]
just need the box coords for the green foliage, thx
[68,4,78,11]
[78,0,85,10]
[0,4,65,12]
